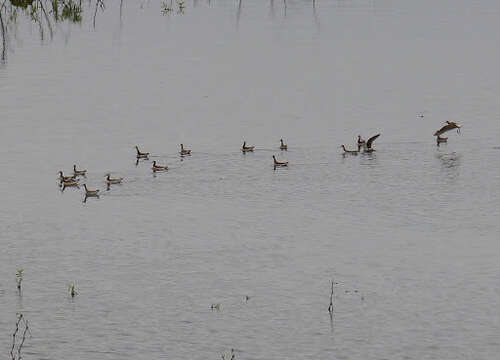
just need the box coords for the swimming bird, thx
[363,133,380,153]
[83,184,99,197]
[179,144,191,156]
[242,141,255,152]
[357,135,366,150]
[436,135,448,145]
[340,145,359,155]
[135,145,150,159]
[273,155,288,167]
[73,165,87,176]
[61,179,79,190]
[59,171,76,182]
[152,161,168,172]
[280,138,288,150]
[106,174,123,185]
[434,121,462,137]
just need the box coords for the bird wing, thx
[366,133,380,148]
[434,123,457,136]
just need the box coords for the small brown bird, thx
[152,161,168,172]
[83,184,99,197]
[357,135,366,150]
[73,165,87,176]
[59,171,76,182]
[242,141,255,152]
[135,145,150,159]
[61,179,79,190]
[273,155,288,167]
[280,138,288,150]
[436,135,448,145]
[340,145,359,155]
[106,174,123,185]
[179,144,191,156]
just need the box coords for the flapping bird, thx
[363,133,380,153]
[357,135,366,150]
[434,121,461,137]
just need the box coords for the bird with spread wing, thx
[363,133,381,153]
[433,121,461,145]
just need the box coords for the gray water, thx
[1,1,500,359]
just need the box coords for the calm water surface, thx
[1,1,500,359]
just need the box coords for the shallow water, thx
[1,1,500,359]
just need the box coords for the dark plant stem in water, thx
[37,0,54,39]
[328,280,334,314]
[10,314,22,360]
[93,0,104,28]
[11,313,30,360]
[0,0,7,61]
[17,320,29,360]
[236,0,242,26]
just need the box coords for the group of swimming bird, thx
[58,165,123,200]
[58,121,461,200]
[241,139,289,168]
[58,144,196,200]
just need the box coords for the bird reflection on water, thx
[436,151,461,183]
[436,151,461,169]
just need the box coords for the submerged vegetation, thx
[1,0,319,62]
[221,348,235,360]
[210,303,221,311]
[161,0,185,15]
[68,283,78,297]
[0,0,108,61]
[56,0,84,23]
